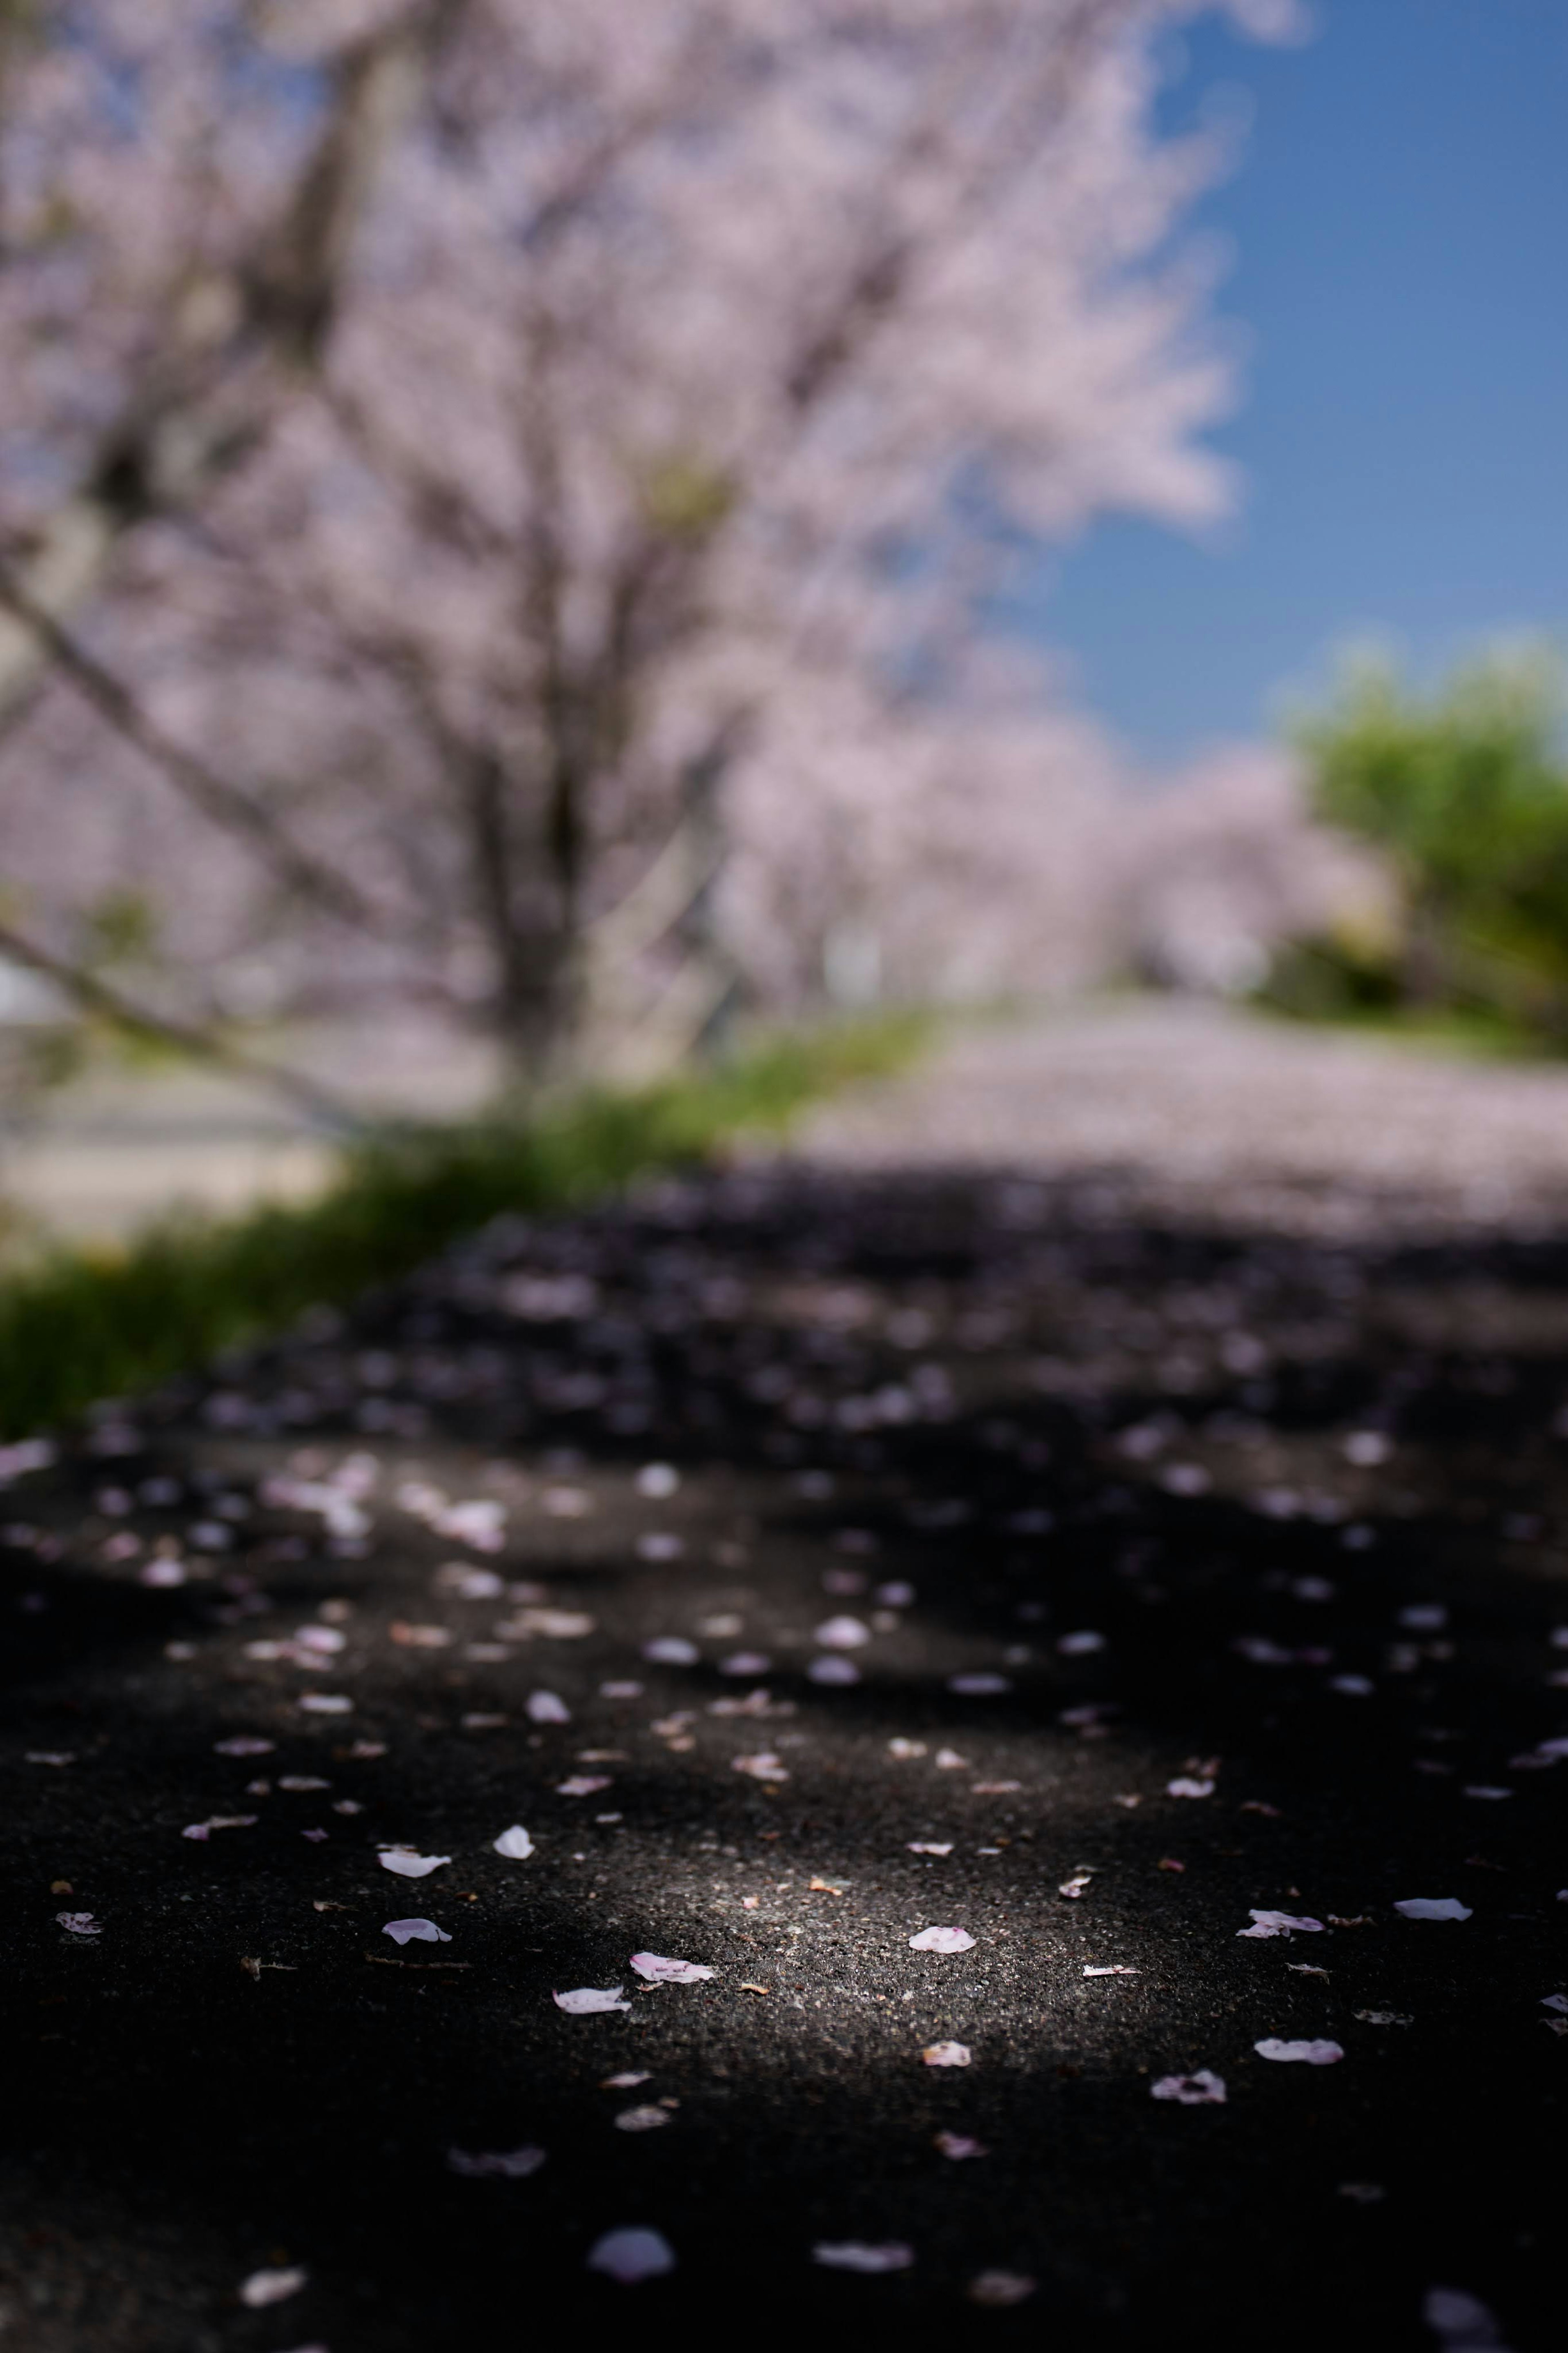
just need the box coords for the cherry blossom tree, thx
[0,0,1304,1096]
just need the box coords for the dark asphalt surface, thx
[4,1165,1566,2350]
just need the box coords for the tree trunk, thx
[464,748,586,1090]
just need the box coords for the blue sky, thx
[1006,0,1568,764]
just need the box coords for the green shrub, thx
[1293,648,1568,1034]
[0,1015,924,1438]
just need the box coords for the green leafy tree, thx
[1295,649,1568,1032]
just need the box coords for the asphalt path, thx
[5,1150,1566,2350]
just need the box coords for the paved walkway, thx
[802,997,1568,1239]
[4,1006,1566,2350]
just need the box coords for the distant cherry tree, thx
[0,0,1302,1094]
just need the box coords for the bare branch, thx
[0,0,466,732]
[0,918,364,1136]
[0,566,390,936]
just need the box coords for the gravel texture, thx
[4,1008,1568,2350]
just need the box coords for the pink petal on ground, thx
[934,2130,988,2158]
[377,1848,451,1878]
[554,1986,632,2014]
[1236,1909,1325,1938]
[909,1926,975,1954]
[238,2266,307,2308]
[55,1912,99,1935]
[447,2146,546,2177]
[214,1737,274,1756]
[969,2272,1037,2307]
[557,1775,612,1797]
[1254,2038,1344,2064]
[1166,1777,1215,1800]
[813,2242,914,2274]
[383,1919,451,1945]
[586,2226,675,2283]
[813,1617,870,1649]
[1394,1897,1472,1921]
[1152,2070,1227,2105]
[1423,2286,1517,2350]
[922,2041,971,2068]
[493,1825,535,1859]
[630,1953,716,1983]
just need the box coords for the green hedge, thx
[0,1018,924,1439]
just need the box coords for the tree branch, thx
[0,0,468,733]
[0,919,364,1135]
[0,567,390,937]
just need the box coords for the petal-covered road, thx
[6,1050,1568,2347]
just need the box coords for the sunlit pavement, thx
[5,1026,1568,2348]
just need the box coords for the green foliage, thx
[80,886,159,968]
[637,451,737,540]
[1294,649,1568,1029]
[1252,931,1401,1024]
[0,1016,924,1439]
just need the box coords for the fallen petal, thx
[613,2105,670,2132]
[1254,2037,1344,2065]
[554,1986,632,2015]
[1236,1909,1326,1938]
[630,1952,716,1983]
[1393,1898,1472,1922]
[239,2266,307,2309]
[910,1926,975,1954]
[934,2130,987,2158]
[1423,2286,1516,2351]
[969,2271,1037,2308]
[813,1616,870,1648]
[922,2041,971,2068]
[493,1824,536,1860]
[642,1637,698,1665]
[807,1656,860,1685]
[1152,2071,1227,2105]
[383,1918,451,1945]
[813,2242,914,2274]
[447,2146,546,2178]
[377,1848,451,1878]
[586,2226,675,2284]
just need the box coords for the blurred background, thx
[1,0,1566,1250]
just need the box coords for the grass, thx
[1248,995,1566,1062]
[0,1016,925,1440]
